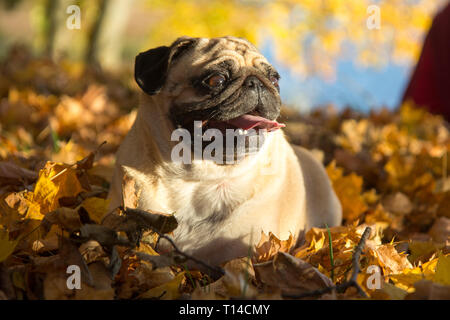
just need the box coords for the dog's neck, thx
[134,93,285,182]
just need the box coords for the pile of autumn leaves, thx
[0,49,449,300]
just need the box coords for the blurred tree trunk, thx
[85,0,108,65]
[95,0,134,70]
[43,0,57,56]
[84,0,133,69]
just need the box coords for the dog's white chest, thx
[158,176,253,251]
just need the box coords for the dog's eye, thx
[270,75,279,87]
[205,74,226,88]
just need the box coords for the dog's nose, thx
[244,76,264,89]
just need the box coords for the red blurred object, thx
[402,3,450,121]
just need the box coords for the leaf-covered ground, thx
[0,47,449,300]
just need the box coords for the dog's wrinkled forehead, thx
[168,36,269,78]
[134,36,274,97]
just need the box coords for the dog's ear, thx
[135,37,197,95]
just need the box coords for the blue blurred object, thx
[262,43,412,113]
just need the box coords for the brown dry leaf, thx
[79,240,108,264]
[222,256,255,279]
[254,252,332,296]
[0,161,37,187]
[122,208,178,234]
[405,280,450,300]
[219,257,257,298]
[197,258,257,299]
[369,282,409,300]
[133,265,176,291]
[434,177,450,194]
[367,244,412,276]
[428,217,450,243]
[75,224,130,248]
[74,262,115,300]
[121,170,141,209]
[0,228,19,262]
[75,142,104,171]
[43,262,114,300]
[254,231,295,263]
[0,191,30,232]
[381,192,413,215]
[40,207,83,237]
[134,252,176,270]
[32,238,59,254]
[39,239,95,299]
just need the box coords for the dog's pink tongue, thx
[226,114,285,131]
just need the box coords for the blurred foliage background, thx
[0,0,447,111]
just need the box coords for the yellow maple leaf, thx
[80,197,110,224]
[326,161,368,221]
[25,162,84,220]
[408,241,444,264]
[389,254,450,292]
[136,241,159,256]
[435,254,450,286]
[139,272,185,300]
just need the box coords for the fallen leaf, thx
[41,207,83,236]
[121,170,140,209]
[0,161,37,187]
[435,254,450,285]
[381,192,413,215]
[25,162,85,220]
[139,271,185,300]
[254,252,332,296]
[326,161,368,221]
[428,217,450,243]
[254,231,295,263]
[79,197,110,224]
[0,229,19,262]
[405,280,450,300]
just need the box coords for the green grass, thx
[325,224,335,282]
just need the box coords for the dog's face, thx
[135,36,284,159]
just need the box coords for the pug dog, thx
[108,36,342,268]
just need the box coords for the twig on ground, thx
[282,226,372,299]
[151,228,225,279]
